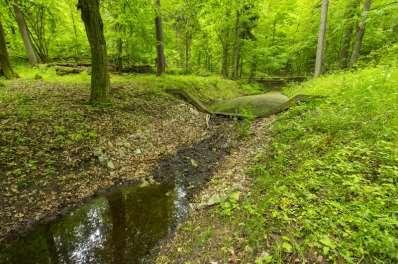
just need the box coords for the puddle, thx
[0,131,234,264]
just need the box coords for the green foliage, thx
[240,64,398,263]
[1,0,396,77]
[219,191,241,217]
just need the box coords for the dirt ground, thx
[0,79,237,242]
[155,117,275,263]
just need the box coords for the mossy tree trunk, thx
[12,2,39,66]
[155,0,166,76]
[0,20,17,79]
[78,0,110,104]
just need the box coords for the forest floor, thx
[155,65,398,263]
[0,66,261,242]
[1,63,397,263]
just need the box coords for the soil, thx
[0,79,237,242]
[154,117,276,263]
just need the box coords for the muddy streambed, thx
[0,129,235,264]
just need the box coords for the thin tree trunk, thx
[78,0,110,104]
[232,11,241,79]
[115,23,123,71]
[12,2,39,65]
[0,20,17,79]
[184,32,191,74]
[70,3,80,61]
[154,0,166,76]
[272,19,277,45]
[350,0,372,67]
[221,43,230,78]
[314,0,329,77]
[249,55,257,81]
[340,0,360,68]
[208,54,212,72]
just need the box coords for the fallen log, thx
[119,64,153,74]
[50,61,153,74]
[55,66,85,76]
[166,88,324,119]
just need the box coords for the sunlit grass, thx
[239,64,398,263]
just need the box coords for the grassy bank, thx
[157,65,398,263]
[243,65,398,263]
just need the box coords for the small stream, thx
[0,130,233,264]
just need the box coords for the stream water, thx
[0,182,188,264]
[0,131,232,264]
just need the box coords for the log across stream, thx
[0,131,233,264]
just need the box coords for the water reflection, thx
[0,184,181,264]
[1,133,231,264]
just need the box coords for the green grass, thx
[238,65,398,263]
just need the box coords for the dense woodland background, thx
[0,0,397,78]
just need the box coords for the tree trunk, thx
[350,0,372,67]
[154,0,166,76]
[232,11,241,79]
[221,43,230,78]
[314,0,329,77]
[207,54,212,72]
[249,55,257,81]
[339,0,360,68]
[184,32,191,74]
[0,20,17,79]
[78,0,110,104]
[12,2,39,66]
[115,23,123,71]
[70,2,80,60]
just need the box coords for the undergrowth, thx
[238,65,398,263]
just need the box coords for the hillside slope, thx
[157,64,398,263]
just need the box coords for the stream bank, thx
[1,75,260,243]
[0,116,240,264]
